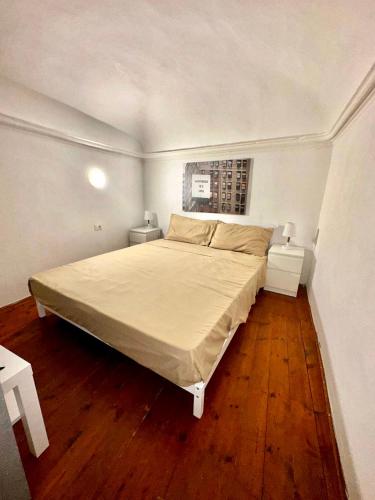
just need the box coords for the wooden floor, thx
[0,288,346,499]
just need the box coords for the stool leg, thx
[14,371,49,457]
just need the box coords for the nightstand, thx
[129,226,161,246]
[264,244,304,297]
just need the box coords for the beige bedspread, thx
[29,239,266,386]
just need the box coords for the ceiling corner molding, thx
[0,112,143,159]
[144,62,375,160]
[0,64,374,160]
[143,133,329,160]
[327,62,375,141]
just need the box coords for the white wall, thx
[0,79,144,307]
[144,145,332,283]
[308,98,375,499]
[0,75,141,154]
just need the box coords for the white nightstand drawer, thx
[129,227,161,245]
[268,253,303,274]
[129,232,146,244]
[146,231,161,242]
[265,268,300,294]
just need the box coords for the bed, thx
[29,237,267,418]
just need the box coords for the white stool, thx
[0,346,49,457]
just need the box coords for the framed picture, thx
[183,159,252,214]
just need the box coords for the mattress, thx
[29,239,266,386]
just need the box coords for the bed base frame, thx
[35,300,240,419]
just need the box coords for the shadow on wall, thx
[301,249,313,285]
[152,213,160,232]
[307,258,358,497]
[270,224,284,243]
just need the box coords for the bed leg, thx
[36,301,46,318]
[193,382,205,419]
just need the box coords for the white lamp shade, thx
[282,222,296,238]
[144,210,152,221]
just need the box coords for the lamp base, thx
[282,243,293,250]
[282,237,293,250]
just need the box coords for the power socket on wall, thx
[93,224,103,231]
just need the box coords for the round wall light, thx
[87,167,107,189]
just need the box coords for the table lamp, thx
[282,222,296,249]
[144,210,153,228]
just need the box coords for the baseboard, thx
[0,295,31,311]
[307,286,358,499]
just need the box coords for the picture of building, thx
[183,159,251,214]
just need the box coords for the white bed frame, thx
[35,300,240,418]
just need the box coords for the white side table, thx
[264,244,305,297]
[0,346,49,457]
[129,226,161,246]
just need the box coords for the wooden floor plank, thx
[263,315,295,500]
[301,319,347,500]
[0,289,346,499]
[286,316,327,499]
[164,320,272,500]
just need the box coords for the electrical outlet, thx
[94,224,103,231]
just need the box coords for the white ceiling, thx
[1,0,374,151]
